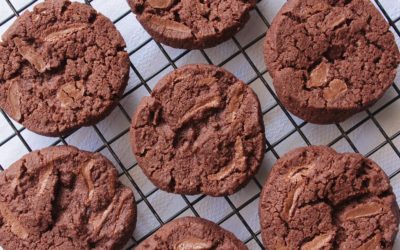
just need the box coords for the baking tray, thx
[0,0,399,249]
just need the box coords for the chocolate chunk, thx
[81,160,95,201]
[301,232,334,250]
[43,24,87,42]
[208,137,246,181]
[147,0,175,9]
[283,185,304,220]
[0,202,29,240]
[358,235,381,250]
[14,38,50,73]
[287,163,315,183]
[178,95,222,128]
[227,83,245,122]
[323,79,348,101]
[56,81,85,108]
[307,62,329,88]
[175,238,213,250]
[7,82,22,121]
[146,16,193,40]
[341,202,383,220]
[325,12,347,30]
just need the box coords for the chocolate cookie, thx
[136,217,247,249]
[0,146,136,250]
[0,0,130,136]
[259,146,400,249]
[264,0,400,124]
[130,64,265,196]
[128,0,256,49]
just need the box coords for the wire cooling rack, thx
[0,0,400,249]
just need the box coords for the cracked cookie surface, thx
[128,0,256,49]
[259,146,399,250]
[264,0,400,124]
[0,146,136,250]
[0,0,129,136]
[136,217,247,250]
[130,64,265,196]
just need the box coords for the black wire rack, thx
[0,0,399,249]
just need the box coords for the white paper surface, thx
[0,0,399,249]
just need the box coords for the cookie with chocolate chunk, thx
[0,0,129,136]
[264,0,400,124]
[259,146,399,249]
[0,146,136,250]
[128,0,256,49]
[130,64,265,196]
[136,217,247,249]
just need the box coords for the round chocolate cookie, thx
[128,0,256,49]
[0,146,136,250]
[0,0,129,136]
[136,217,247,249]
[259,146,400,249]
[264,0,400,124]
[130,64,265,196]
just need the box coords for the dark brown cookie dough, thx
[264,0,400,124]
[259,146,400,250]
[136,217,247,249]
[130,64,265,196]
[0,0,130,136]
[0,146,136,250]
[128,0,256,49]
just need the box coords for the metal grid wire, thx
[0,0,400,249]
